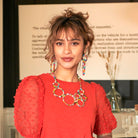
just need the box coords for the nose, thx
[64,42,71,54]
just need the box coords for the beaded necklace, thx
[52,73,87,107]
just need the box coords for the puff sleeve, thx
[92,83,117,135]
[14,76,44,138]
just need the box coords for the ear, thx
[84,41,90,54]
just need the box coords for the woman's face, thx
[53,28,85,71]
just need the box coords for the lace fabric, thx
[14,76,44,138]
[92,82,117,135]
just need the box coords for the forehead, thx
[56,28,82,40]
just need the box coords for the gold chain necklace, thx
[52,73,87,107]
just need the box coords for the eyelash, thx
[55,42,63,46]
[72,42,79,46]
[55,41,80,46]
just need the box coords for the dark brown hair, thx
[45,8,94,62]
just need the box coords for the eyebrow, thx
[56,38,81,41]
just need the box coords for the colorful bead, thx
[82,54,88,76]
[50,59,55,73]
[52,73,87,107]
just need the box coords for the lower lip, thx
[62,58,73,62]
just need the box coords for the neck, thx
[54,67,78,82]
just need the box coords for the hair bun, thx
[64,8,73,17]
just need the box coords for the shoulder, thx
[38,73,51,80]
[90,82,103,89]
[17,73,50,92]
[82,81,106,98]
[19,75,40,86]
[83,81,104,91]
[19,73,49,84]
[91,82,106,94]
[15,74,46,101]
[82,80,104,89]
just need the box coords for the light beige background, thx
[19,3,138,80]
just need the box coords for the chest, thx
[42,80,97,130]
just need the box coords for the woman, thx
[14,8,117,138]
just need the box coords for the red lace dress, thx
[14,73,117,138]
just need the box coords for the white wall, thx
[0,0,3,137]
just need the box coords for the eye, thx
[55,42,63,46]
[72,42,79,46]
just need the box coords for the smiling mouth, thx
[62,57,73,62]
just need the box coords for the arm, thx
[97,133,112,138]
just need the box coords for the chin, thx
[58,61,79,70]
[62,64,78,70]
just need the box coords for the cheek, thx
[75,49,84,60]
[54,49,64,63]
[54,52,60,61]
[54,47,60,57]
